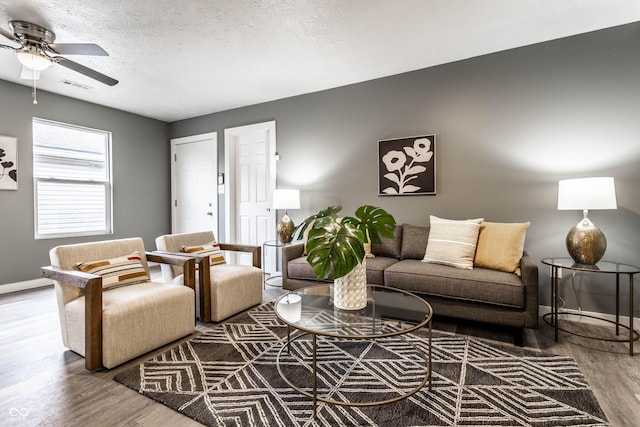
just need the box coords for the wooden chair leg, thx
[200,258,212,323]
[84,279,103,370]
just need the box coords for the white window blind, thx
[33,118,113,239]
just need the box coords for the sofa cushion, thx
[365,257,400,285]
[400,224,430,260]
[288,256,329,281]
[385,260,525,308]
[371,225,402,259]
[423,216,483,269]
[287,256,398,286]
[474,221,530,276]
[75,251,149,290]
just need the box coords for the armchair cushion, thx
[75,251,149,290]
[64,281,194,368]
[156,230,217,279]
[182,241,226,266]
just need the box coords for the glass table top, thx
[275,284,432,339]
[541,258,640,274]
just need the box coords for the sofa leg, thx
[513,328,524,347]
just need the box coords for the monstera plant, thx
[293,205,396,280]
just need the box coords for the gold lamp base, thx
[566,214,606,265]
[278,212,295,243]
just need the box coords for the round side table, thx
[262,240,287,288]
[541,257,640,355]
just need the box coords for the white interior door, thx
[224,121,276,269]
[171,133,218,236]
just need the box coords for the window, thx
[33,118,113,239]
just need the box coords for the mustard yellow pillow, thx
[474,221,530,276]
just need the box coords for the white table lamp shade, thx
[273,189,300,210]
[557,177,617,211]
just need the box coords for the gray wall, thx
[0,80,170,285]
[171,22,640,316]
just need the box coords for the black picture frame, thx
[378,134,436,196]
[0,135,18,191]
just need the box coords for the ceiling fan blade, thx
[0,26,21,45]
[56,57,118,86]
[20,66,40,80]
[48,43,108,56]
[0,43,18,51]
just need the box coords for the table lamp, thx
[557,177,617,265]
[273,189,300,243]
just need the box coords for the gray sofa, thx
[282,223,538,342]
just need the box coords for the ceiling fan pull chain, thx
[32,72,38,104]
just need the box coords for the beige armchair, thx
[42,237,196,371]
[155,231,263,323]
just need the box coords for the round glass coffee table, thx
[274,284,433,418]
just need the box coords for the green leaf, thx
[292,205,342,240]
[305,219,365,279]
[353,205,396,244]
[292,204,395,280]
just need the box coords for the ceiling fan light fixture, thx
[16,50,52,71]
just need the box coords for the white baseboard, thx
[0,278,54,295]
[539,304,640,330]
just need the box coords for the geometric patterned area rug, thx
[114,302,608,427]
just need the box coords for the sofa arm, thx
[519,253,539,329]
[283,242,305,261]
[282,243,305,286]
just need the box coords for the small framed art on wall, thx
[0,135,18,190]
[378,134,435,195]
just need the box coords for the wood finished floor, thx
[1,285,639,426]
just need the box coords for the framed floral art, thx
[378,134,436,195]
[0,135,18,191]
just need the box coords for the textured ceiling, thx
[1,0,640,122]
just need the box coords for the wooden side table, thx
[541,257,640,355]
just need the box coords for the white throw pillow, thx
[422,215,483,269]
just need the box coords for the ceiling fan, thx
[0,20,118,101]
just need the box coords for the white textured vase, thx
[333,259,367,310]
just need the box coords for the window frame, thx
[32,118,113,240]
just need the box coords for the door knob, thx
[206,212,213,216]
